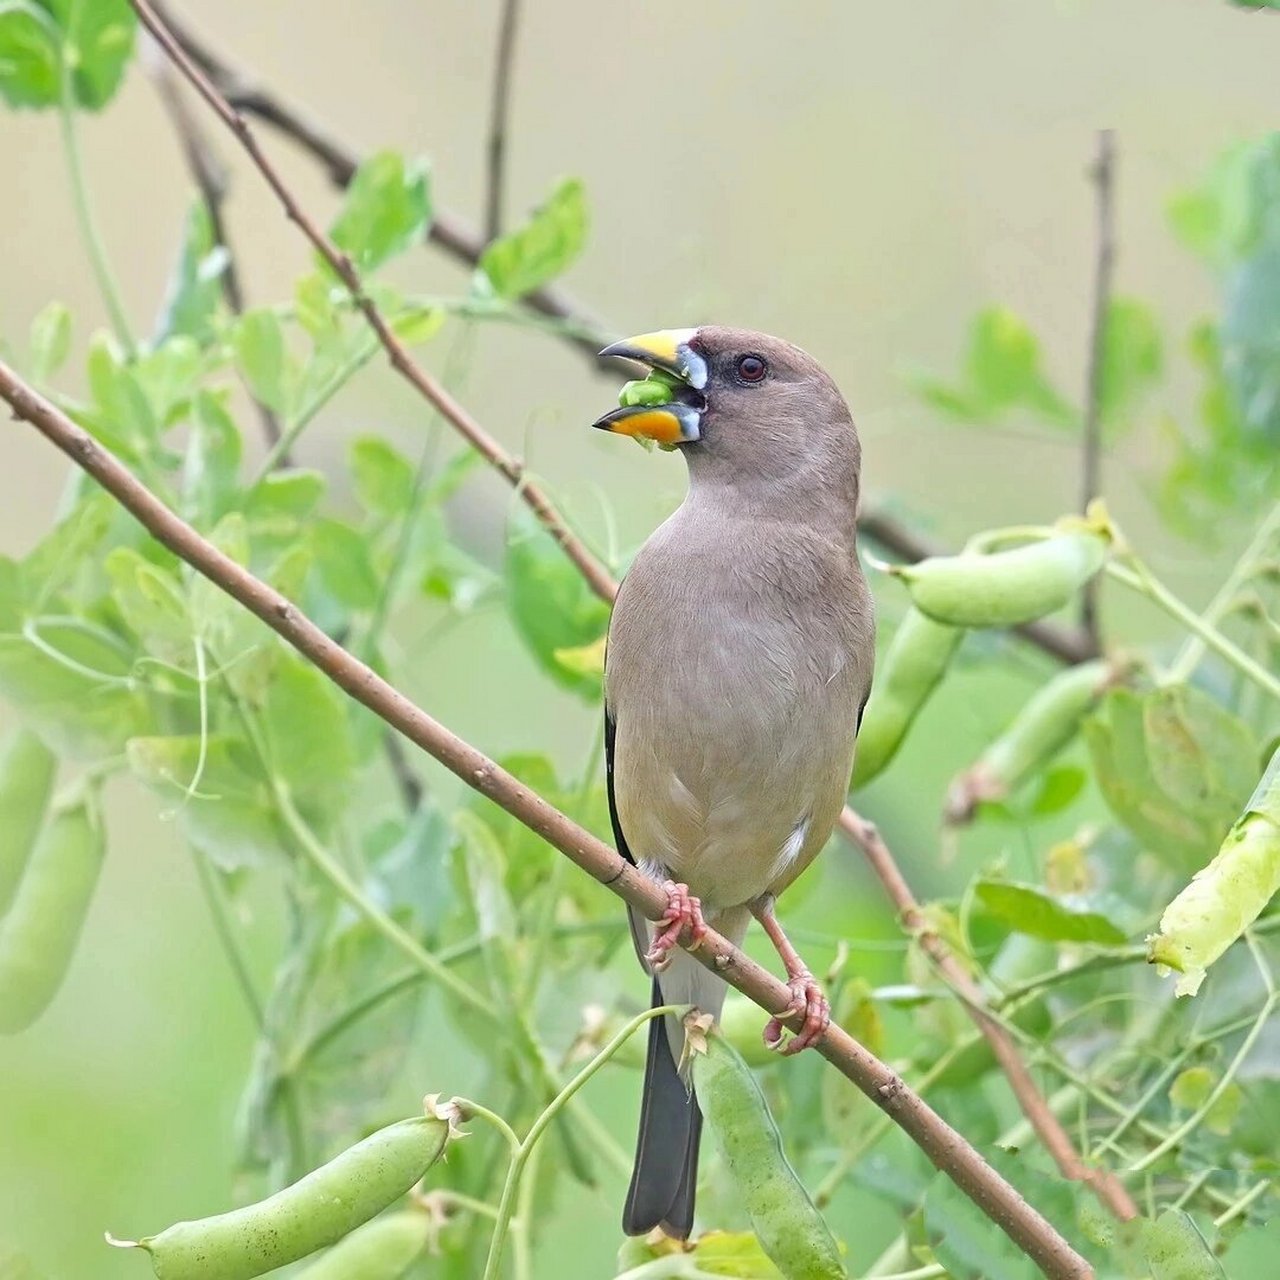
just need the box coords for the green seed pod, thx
[851,609,962,788]
[118,1115,451,1280]
[1148,745,1280,996]
[295,1209,428,1280]
[0,788,104,1034]
[0,729,57,917]
[890,532,1107,629]
[945,659,1115,824]
[618,377,678,408]
[693,1031,845,1279]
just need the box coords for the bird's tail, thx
[622,974,702,1238]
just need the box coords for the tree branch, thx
[485,0,521,242]
[132,0,616,606]
[1078,130,1115,650]
[3,360,1091,1280]
[143,43,286,455]
[148,1,612,365]
[837,809,1139,1222]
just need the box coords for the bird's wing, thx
[606,700,656,970]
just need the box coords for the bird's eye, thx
[735,354,767,383]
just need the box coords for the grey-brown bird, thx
[594,327,875,1240]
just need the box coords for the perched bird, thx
[594,327,875,1240]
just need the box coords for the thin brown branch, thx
[1079,130,1115,649]
[143,44,286,455]
[485,0,521,242]
[838,808,1138,1223]
[1,359,1091,1280]
[148,1,611,364]
[132,0,616,605]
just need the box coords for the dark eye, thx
[735,354,767,383]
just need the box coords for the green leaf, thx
[452,809,519,999]
[311,518,379,611]
[388,304,445,345]
[1099,298,1162,432]
[350,436,415,518]
[1142,683,1259,828]
[244,470,327,529]
[0,622,146,758]
[28,300,71,382]
[104,547,191,664]
[329,150,431,274]
[126,734,286,871]
[1168,1066,1243,1135]
[86,332,159,454]
[478,177,588,300]
[0,0,136,111]
[911,306,1074,429]
[504,508,610,699]
[233,309,291,415]
[261,654,354,819]
[154,200,227,346]
[185,391,243,526]
[974,879,1126,946]
[1142,1210,1227,1280]
[22,489,114,607]
[1084,689,1226,870]
[132,335,202,428]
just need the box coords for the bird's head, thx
[593,326,859,496]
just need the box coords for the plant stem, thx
[271,783,500,1024]
[455,1096,522,1156]
[59,16,136,356]
[480,1005,680,1280]
[191,850,265,1028]
[1105,559,1280,702]
[1167,500,1280,684]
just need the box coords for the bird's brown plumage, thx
[600,326,875,1239]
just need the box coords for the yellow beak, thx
[594,328,706,446]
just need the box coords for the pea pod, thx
[296,1209,428,1280]
[851,609,962,787]
[116,1114,451,1280]
[944,659,1116,824]
[0,788,104,1034]
[0,729,57,917]
[618,377,676,408]
[693,1030,845,1279]
[888,531,1107,629]
[1148,745,1280,996]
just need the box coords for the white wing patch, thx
[772,816,810,879]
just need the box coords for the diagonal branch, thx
[0,356,1091,1280]
[838,810,1139,1222]
[1078,130,1115,650]
[132,0,615,606]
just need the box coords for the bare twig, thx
[485,0,521,242]
[1,358,1091,1280]
[148,1,611,364]
[132,0,616,605]
[1079,130,1115,649]
[143,45,286,454]
[838,809,1139,1223]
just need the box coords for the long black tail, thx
[622,976,702,1238]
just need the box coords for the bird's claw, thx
[763,970,829,1055]
[645,880,708,971]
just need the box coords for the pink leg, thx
[645,880,709,969]
[750,894,830,1055]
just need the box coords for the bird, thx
[593,327,875,1241]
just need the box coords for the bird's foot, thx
[763,969,830,1056]
[645,880,708,970]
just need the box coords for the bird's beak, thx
[593,328,707,447]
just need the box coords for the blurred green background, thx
[1,0,1276,1275]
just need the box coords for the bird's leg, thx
[645,879,708,970]
[750,893,830,1055]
